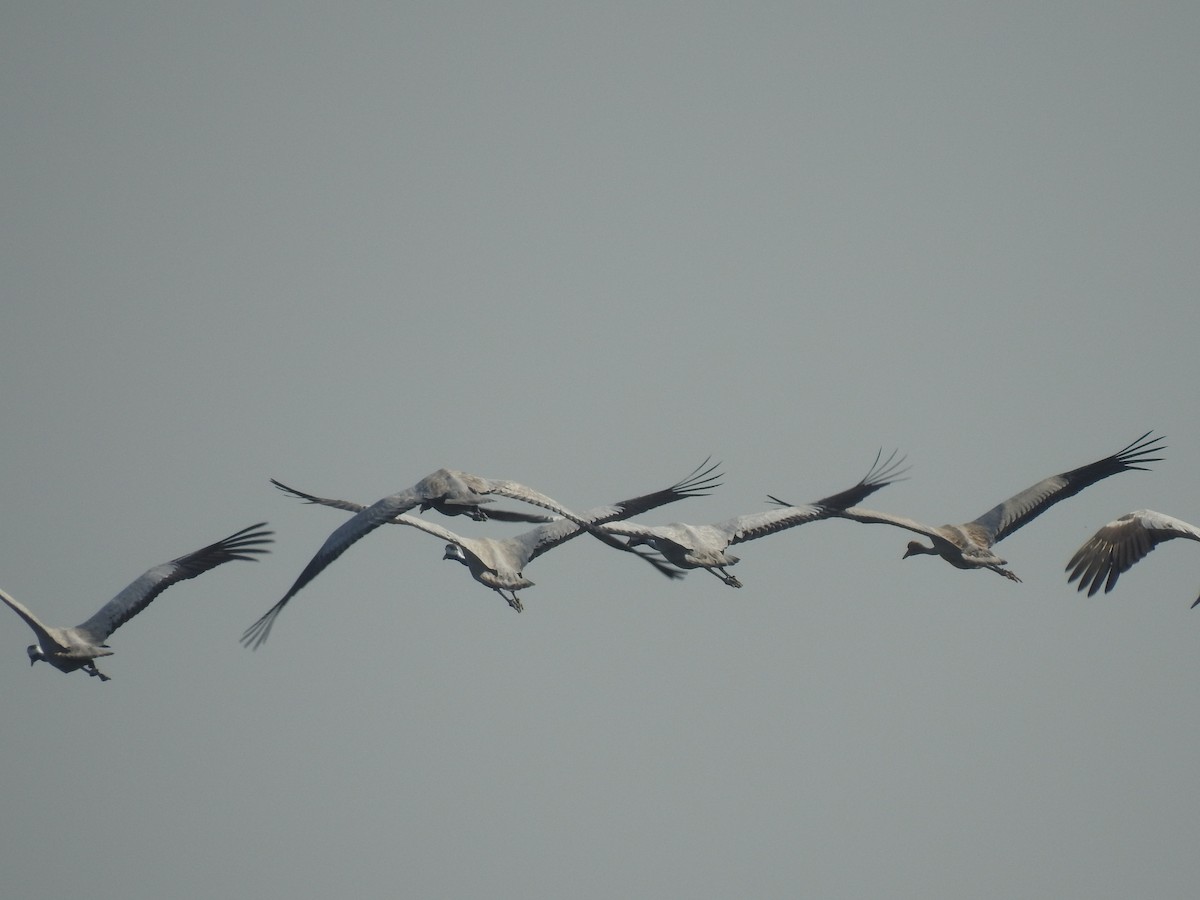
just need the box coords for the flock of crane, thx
[4,430,1199,682]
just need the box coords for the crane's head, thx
[442,544,469,566]
[26,644,44,666]
[902,541,934,559]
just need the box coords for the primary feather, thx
[1065,509,1200,605]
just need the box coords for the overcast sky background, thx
[3,3,1199,898]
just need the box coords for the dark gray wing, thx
[77,523,273,642]
[244,486,427,648]
[765,448,908,514]
[523,458,721,564]
[972,431,1164,544]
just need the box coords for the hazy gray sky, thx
[3,3,1199,898]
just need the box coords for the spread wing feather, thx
[77,523,272,642]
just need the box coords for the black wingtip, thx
[765,448,907,511]
[1114,431,1166,469]
[671,457,724,496]
[271,478,323,504]
[240,606,278,649]
[240,588,295,649]
[861,448,910,489]
[221,522,274,560]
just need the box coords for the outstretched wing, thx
[273,461,720,578]
[810,449,909,511]
[1065,509,1200,599]
[463,474,609,523]
[390,513,466,545]
[272,477,476,552]
[249,469,602,647]
[719,504,827,546]
[523,458,721,564]
[750,449,908,545]
[972,431,1164,544]
[765,449,908,512]
[0,587,64,652]
[243,485,428,648]
[270,479,367,515]
[76,523,273,642]
[813,506,946,542]
[272,478,558,527]
[598,520,691,553]
[457,469,712,569]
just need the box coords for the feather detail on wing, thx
[810,449,909,511]
[79,523,272,642]
[974,431,1164,543]
[722,505,825,546]
[765,449,907,515]
[1065,509,1200,597]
